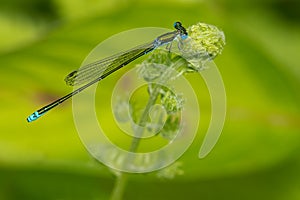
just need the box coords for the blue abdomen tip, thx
[27,111,42,122]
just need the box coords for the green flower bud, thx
[160,87,184,114]
[137,50,172,81]
[181,22,225,71]
[186,22,225,58]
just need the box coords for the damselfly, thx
[27,22,188,122]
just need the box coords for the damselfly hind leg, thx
[165,42,173,53]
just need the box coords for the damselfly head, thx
[174,21,188,39]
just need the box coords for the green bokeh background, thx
[1,0,300,199]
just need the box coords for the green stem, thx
[110,173,128,200]
[129,56,184,152]
[110,86,161,200]
[110,56,185,200]
[129,85,162,152]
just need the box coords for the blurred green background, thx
[1,0,300,199]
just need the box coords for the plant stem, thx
[129,56,184,153]
[110,173,129,200]
[129,85,162,152]
[110,56,185,200]
[110,86,161,200]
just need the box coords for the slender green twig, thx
[110,173,129,200]
[110,56,185,200]
[110,85,160,200]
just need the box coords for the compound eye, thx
[174,21,182,29]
